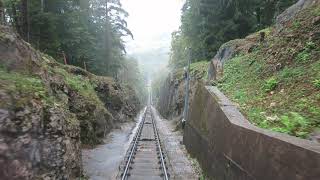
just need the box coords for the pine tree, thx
[169,0,297,68]
[2,0,133,77]
[0,0,4,24]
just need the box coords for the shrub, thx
[313,79,320,89]
[263,77,278,92]
[280,67,303,80]
[296,50,310,62]
[272,112,309,138]
[295,41,316,63]
[234,90,247,103]
[306,41,316,49]
[292,20,301,29]
[313,7,320,16]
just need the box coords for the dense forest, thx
[0,0,134,77]
[169,0,297,69]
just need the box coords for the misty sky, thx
[122,0,184,69]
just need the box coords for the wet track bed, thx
[118,106,170,180]
[82,108,146,180]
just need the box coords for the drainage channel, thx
[118,106,170,180]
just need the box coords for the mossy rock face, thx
[94,77,140,122]
[0,26,141,178]
[0,70,81,179]
[157,61,207,122]
[68,92,113,144]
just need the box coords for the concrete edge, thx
[205,85,320,153]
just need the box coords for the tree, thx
[2,0,133,78]
[20,0,29,41]
[118,57,147,104]
[168,31,188,69]
[169,0,297,68]
[0,0,4,24]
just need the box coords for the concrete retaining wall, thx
[183,85,320,180]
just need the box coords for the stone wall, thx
[183,85,320,180]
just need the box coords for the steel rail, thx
[121,109,147,180]
[151,107,169,180]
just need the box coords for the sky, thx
[122,0,184,72]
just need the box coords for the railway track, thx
[118,106,170,180]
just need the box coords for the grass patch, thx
[312,6,320,16]
[279,67,304,80]
[256,27,273,37]
[313,79,320,89]
[295,41,318,63]
[296,50,311,62]
[54,67,103,106]
[292,20,301,29]
[272,112,310,138]
[175,61,209,81]
[263,77,278,92]
[190,61,210,80]
[0,69,51,104]
[218,51,320,139]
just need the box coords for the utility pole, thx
[182,48,191,128]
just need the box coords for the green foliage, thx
[218,47,320,138]
[0,69,50,103]
[234,90,247,103]
[292,20,301,29]
[306,41,316,49]
[280,67,304,80]
[169,0,296,67]
[296,50,311,62]
[295,41,317,63]
[199,175,206,180]
[313,79,320,89]
[168,31,188,69]
[3,0,132,77]
[263,77,278,92]
[312,7,320,16]
[190,61,209,80]
[272,112,309,138]
[79,175,89,180]
[246,104,313,139]
[247,108,267,127]
[118,57,147,105]
[54,67,102,105]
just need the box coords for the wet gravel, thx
[82,108,146,180]
[152,107,200,179]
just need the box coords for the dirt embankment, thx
[0,26,140,179]
[214,2,320,141]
